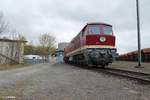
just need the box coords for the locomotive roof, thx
[87,22,112,26]
[68,22,112,47]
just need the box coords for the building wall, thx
[0,39,25,64]
[58,42,69,51]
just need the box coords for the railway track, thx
[92,67,150,83]
[70,63,150,83]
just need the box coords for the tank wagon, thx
[64,22,117,67]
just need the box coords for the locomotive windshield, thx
[88,25,113,35]
[103,26,112,35]
[88,25,100,34]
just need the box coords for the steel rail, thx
[94,67,150,83]
[68,63,150,83]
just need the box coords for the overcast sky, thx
[0,0,150,54]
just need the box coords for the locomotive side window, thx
[103,26,112,35]
[88,25,100,34]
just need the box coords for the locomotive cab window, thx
[88,25,100,34]
[103,26,112,35]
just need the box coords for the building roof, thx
[0,38,27,43]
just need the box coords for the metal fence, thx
[24,59,49,64]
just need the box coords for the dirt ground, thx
[0,64,30,71]
[110,61,150,74]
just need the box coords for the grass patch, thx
[112,61,150,67]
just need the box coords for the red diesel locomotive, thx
[64,22,117,67]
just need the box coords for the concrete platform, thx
[110,61,150,74]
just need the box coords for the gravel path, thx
[0,63,150,100]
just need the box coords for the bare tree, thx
[39,33,56,61]
[16,34,26,41]
[0,12,8,34]
[39,33,55,49]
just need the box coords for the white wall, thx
[0,40,25,64]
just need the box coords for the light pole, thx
[136,0,142,67]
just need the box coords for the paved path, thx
[0,63,150,100]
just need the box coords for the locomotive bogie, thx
[64,47,117,67]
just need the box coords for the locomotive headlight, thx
[99,37,106,42]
